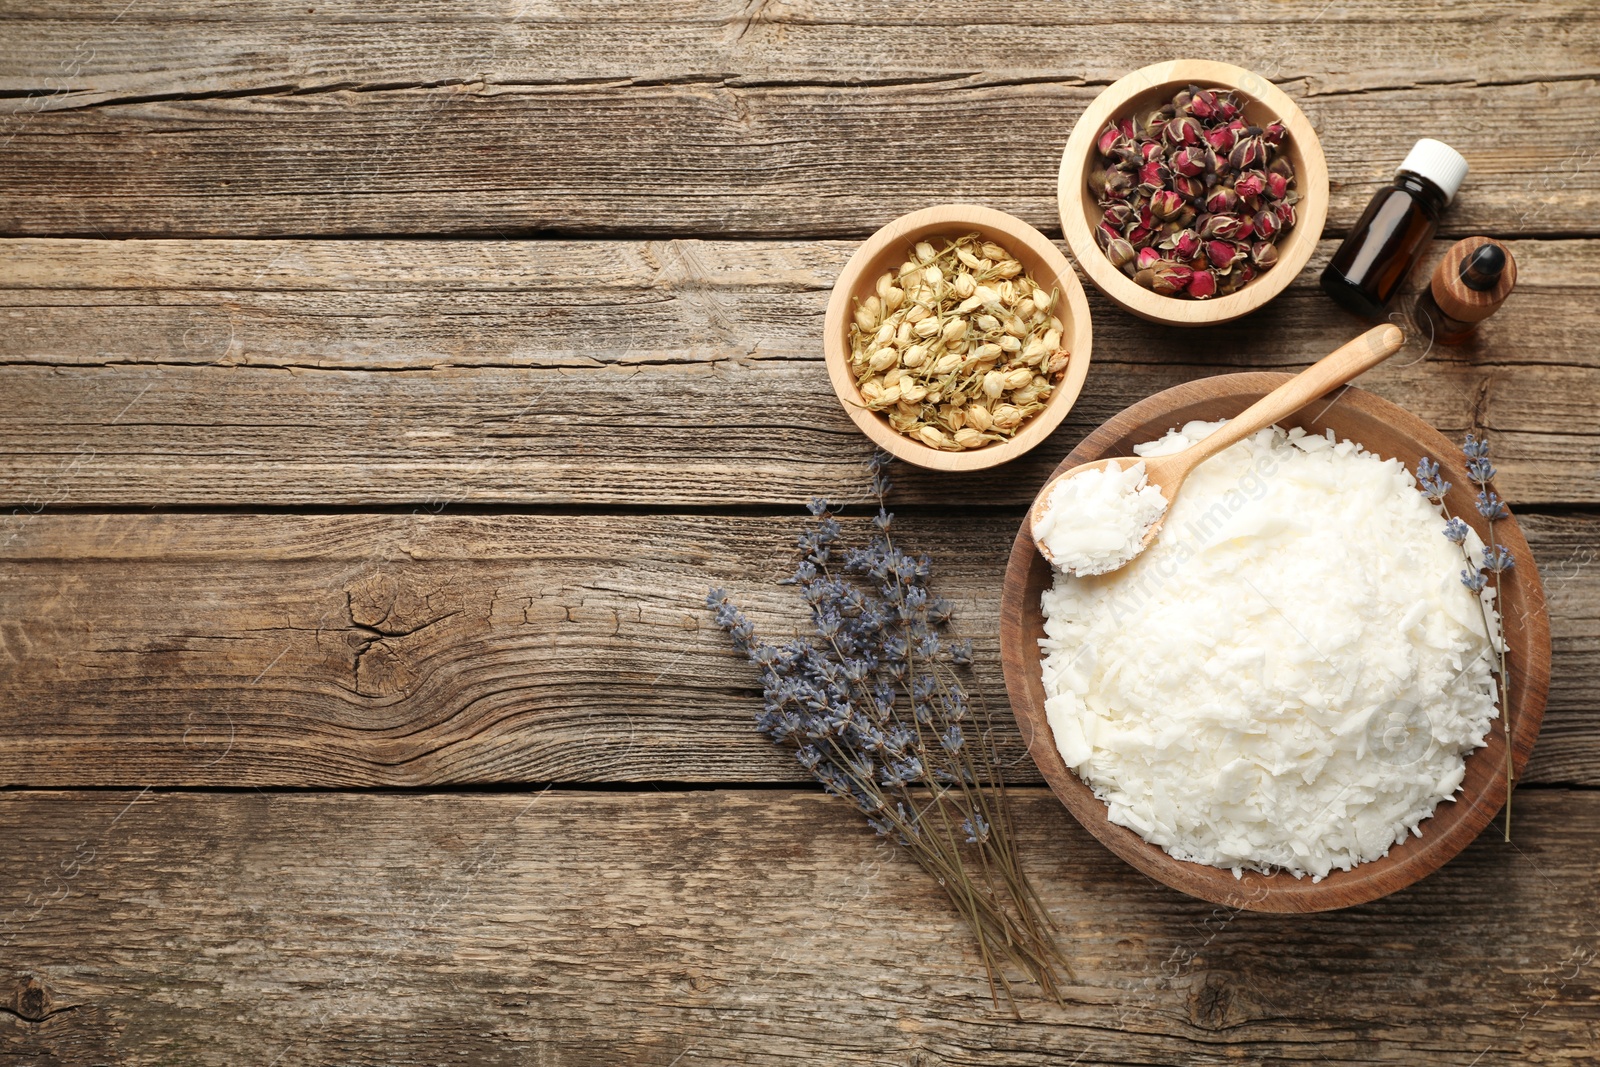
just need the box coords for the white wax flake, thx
[1034,460,1169,576]
[1038,421,1498,881]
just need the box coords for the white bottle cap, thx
[1396,138,1468,204]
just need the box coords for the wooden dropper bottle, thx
[1413,238,1517,345]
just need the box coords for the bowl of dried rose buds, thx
[823,204,1094,471]
[1058,59,1328,326]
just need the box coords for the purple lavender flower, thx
[1476,490,1509,521]
[1461,569,1488,593]
[1415,456,1451,501]
[1443,517,1469,544]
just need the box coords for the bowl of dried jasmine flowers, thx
[823,204,1094,471]
[1058,59,1329,326]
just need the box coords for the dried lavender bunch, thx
[1417,434,1516,838]
[706,454,1069,1010]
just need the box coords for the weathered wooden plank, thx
[1,33,1595,238]
[5,1,1596,100]
[0,510,1591,788]
[1,788,1596,1065]
[1,237,1596,507]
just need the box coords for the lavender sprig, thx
[1416,434,1516,839]
[707,453,1069,1010]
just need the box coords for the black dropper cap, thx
[1459,244,1507,292]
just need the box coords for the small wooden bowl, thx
[1058,59,1329,327]
[999,375,1551,913]
[823,204,1094,471]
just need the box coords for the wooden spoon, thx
[1030,323,1405,573]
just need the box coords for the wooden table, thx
[3,4,1598,1063]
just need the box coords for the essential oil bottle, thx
[1414,238,1516,345]
[1321,139,1469,319]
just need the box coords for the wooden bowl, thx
[999,375,1551,912]
[823,204,1094,471]
[1057,60,1329,326]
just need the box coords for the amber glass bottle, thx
[1321,139,1468,319]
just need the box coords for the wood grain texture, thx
[0,2,1596,237]
[2,236,1597,507]
[5,1,1596,98]
[2,788,1597,1065]
[1,509,1593,789]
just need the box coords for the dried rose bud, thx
[1263,121,1287,148]
[1252,208,1281,240]
[1096,218,1120,249]
[1126,223,1156,248]
[1101,202,1134,230]
[1135,246,1163,271]
[1217,92,1242,121]
[1204,239,1243,270]
[1200,213,1246,240]
[1101,168,1135,201]
[1170,87,1194,112]
[1111,143,1144,168]
[1138,159,1171,191]
[1250,240,1279,270]
[1140,109,1169,140]
[1149,261,1193,295]
[1274,200,1296,227]
[1139,140,1164,163]
[1172,173,1205,200]
[1096,123,1122,156]
[1204,186,1237,214]
[1163,227,1202,259]
[1265,171,1290,200]
[1172,145,1208,177]
[1188,89,1220,120]
[1268,155,1295,181]
[1188,269,1219,299]
[1104,237,1136,269]
[1204,124,1237,154]
[1162,114,1203,147]
[1228,135,1264,171]
[1233,171,1266,200]
[1236,263,1258,287]
[1150,189,1185,220]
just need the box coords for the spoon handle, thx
[1178,324,1404,467]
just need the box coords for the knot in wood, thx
[11,975,52,1022]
